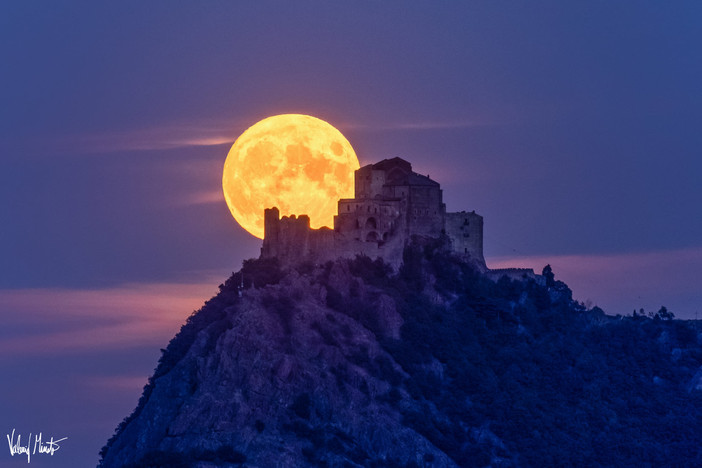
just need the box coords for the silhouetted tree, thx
[542,264,555,288]
[656,306,674,321]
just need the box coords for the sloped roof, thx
[372,157,412,172]
[407,172,439,187]
[371,158,439,187]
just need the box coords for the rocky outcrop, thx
[99,260,473,467]
[100,247,702,467]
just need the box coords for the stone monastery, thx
[261,157,494,270]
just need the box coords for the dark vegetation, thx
[123,446,246,468]
[320,239,702,467]
[102,241,702,467]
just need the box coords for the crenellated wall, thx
[261,208,334,264]
[261,207,407,267]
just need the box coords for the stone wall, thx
[485,268,538,283]
[406,185,445,238]
[355,166,389,199]
[261,207,407,268]
[260,158,490,271]
[335,198,404,243]
[445,211,485,267]
[262,208,333,264]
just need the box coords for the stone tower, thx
[261,157,485,269]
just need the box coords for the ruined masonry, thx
[260,157,493,271]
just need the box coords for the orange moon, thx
[222,114,360,239]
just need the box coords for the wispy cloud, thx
[171,189,225,207]
[489,246,702,318]
[341,119,492,132]
[0,280,221,356]
[60,121,240,153]
[60,116,498,154]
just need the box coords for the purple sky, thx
[1,2,701,466]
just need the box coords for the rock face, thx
[100,244,702,468]
[100,256,468,467]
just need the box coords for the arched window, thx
[366,231,379,242]
[365,217,377,229]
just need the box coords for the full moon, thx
[222,114,360,239]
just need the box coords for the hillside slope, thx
[100,240,702,467]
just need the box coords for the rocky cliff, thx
[100,240,702,467]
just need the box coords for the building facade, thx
[261,157,486,269]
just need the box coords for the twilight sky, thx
[1,2,701,466]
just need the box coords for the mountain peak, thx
[100,244,702,467]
